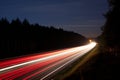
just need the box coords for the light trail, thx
[0,42,97,80]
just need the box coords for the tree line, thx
[0,18,88,59]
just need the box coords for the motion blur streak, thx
[0,42,96,80]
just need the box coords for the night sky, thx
[0,0,108,38]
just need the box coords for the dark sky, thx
[0,0,108,38]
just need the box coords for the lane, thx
[0,42,96,80]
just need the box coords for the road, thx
[0,42,96,80]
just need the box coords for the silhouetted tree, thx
[101,0,120,47]
[23,19,30,26]
[11,18,22,27]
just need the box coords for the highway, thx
[0,42,96,80]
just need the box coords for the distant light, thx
[89,40,92,43]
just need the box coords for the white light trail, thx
[0,42,97,72]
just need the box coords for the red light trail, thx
[0,42,96,80]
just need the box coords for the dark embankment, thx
[0,18,88,59]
